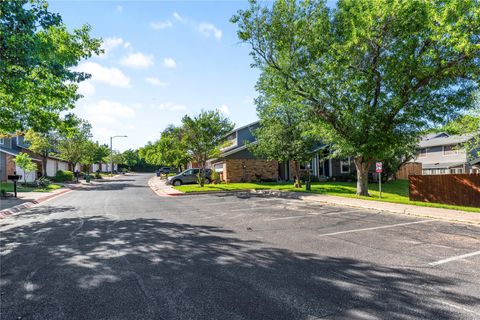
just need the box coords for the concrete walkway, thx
[148,176,184,196]
[299,193,480,225]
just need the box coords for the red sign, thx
[376,162,383,173]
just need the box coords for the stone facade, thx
[223,159,278,183]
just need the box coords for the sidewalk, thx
[0,187,74,218]
[148,176,184,196]
[299,193,480,225]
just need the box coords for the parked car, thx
[158,167,173,174]
[166,168,212,186]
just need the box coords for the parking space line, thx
[265,215,312,221]
[428,250,480,266]
[317,219,436,238]
[230,206,274,212]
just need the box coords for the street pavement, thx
[0,173,479,320]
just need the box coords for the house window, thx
[340,158,350,174]
[443,145,459,156]
[418,148,427,158]
[0,138,4,145]
[450,168,463,174]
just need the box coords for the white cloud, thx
[172,12,186,23]
[163,58,177,68]
[120,52,154,69]
[100,37,125,57]
[150,20,173,30]
[74,62,130,88]
[154,102,187,111]
[85,100,135,120]
[218,104,230,115]
[115,5,123,13]
[77,81,95,97]
[145,77,168,87]
[197,23,222,40]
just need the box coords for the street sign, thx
[7,175,21,181]
[376,162,383,173]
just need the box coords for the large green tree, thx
[182,110,234,186]
[251,98,317,187]
[232,0,480,195]
[57,115,92,171]
[157,125,191,171]
[0,0,102,134]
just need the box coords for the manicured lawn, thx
[0,182,62,193]
[174,180,480,213]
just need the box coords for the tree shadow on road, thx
[0,214,477,320]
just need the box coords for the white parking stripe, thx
[265,215,312,221]
[428,250,480,266]
[230,206,274,212]
[317,219,436,237]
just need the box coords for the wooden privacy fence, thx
[396,162,422,180]
[409,174,480,208]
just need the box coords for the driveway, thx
[0,173,479,319]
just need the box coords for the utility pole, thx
[110,135,127,175]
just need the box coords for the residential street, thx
[1,173,479,320]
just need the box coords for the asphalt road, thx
[1,173,479,320]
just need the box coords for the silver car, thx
[166,168,212,186]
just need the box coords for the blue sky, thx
[48,1,260,151]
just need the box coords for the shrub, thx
[211,171,221,184]
[53,170,74,182]
[36,177,51,188]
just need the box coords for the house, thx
[208,121,373,183]
[0,135,116,182]
[0,136,43,182]
[209,122,279,182]
[415,132,480,175]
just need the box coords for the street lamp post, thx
[110,135,127,175]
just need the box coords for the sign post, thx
[376,162,383,199]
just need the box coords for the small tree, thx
[14,152,37,185]
[121,149,139,170]
[250,98,317,188]
[157,125,191,171]
[25,129,57,177]
[182,110,234,186]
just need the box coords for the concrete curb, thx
[0,188,74,219]
[148,177,185,197]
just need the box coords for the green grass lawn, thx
[174,180,480,213]
[0,182,62,193]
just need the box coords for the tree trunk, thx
[42,156,48,178]
[199,161,206,187]
[354,157,371,196]
[293,161,302,188]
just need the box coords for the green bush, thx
[53,170,74,182]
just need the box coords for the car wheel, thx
[173,180,182,186]
[205,178,211,184]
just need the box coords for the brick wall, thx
[6,154,16,176]
[224,159,278,183]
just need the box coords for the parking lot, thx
[1,174,479,320]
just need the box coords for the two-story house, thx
[415,132,480,175]
[207,121,369,183]
[0,136,43,182]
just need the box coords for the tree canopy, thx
[0,0,102,134]
[232,0,480,195]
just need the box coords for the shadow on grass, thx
[0,213,476,319]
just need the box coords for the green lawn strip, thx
[174,180,480,213]
[0,182,62,193]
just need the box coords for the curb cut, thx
[0,188,74,219]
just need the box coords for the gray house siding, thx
[0,152,6,181]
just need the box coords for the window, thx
[443,145,459,156]
[0,138,4,145]
[418,148,427,158]
[450,168,463,174]
[340,158,350,174]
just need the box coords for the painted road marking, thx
[317,219,436,238]
[428,250,480,266]
[265,215,313,221]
